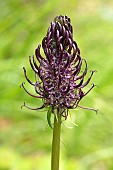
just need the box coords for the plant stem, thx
[51,111,61,170]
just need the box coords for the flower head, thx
[21,15,97,119]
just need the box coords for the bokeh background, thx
[0,0,113,169]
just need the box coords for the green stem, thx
[51,111,61,170]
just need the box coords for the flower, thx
[21,15,97,119]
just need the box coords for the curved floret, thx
[21,15,97,119]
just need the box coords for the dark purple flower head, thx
[21,15,97,119]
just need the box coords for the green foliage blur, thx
[0,0,113,169]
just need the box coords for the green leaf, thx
[47,106,53,129]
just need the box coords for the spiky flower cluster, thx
[21,15,97,119]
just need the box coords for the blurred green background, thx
[0,0,113,169]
